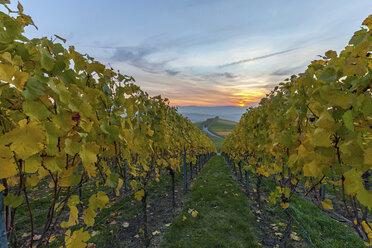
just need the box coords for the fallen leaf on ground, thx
[290,232,301,241]
[33,235,41,241]
[22,233,30,238]
[109,220,117,225]
[48,235,56,243]
[191,210,198,217]
[274,232,283,237]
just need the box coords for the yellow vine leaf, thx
[26,174,40,188]
[191,210,198,218]
[44,156,64,173]
[116,178,123,196]
[0,145,18,179]
[24,155,42,173]
[312,128,332,147]
[303,160,323,178]
[135,189,145,201]
[0,119,45,160]
[80,142,99,165]
[147,127,154,137]
[362,15,372,29]
[0,63,15,83]
[83,191,109,227]
[362,218,372,245]
[325,50,337,59]
[356,189,372,210]
[65,138,82,155]
[321,199,333,210]
[64,228,90,248]
[60,195,80,228]
[79,142,99,177]
[130,180,137,190]
[0,184,4,192]
[281,202,290,209]
[12,71,29,90]
[364,147,372,165]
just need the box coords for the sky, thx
[3,0,371,106]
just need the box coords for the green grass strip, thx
[161,156,259,248]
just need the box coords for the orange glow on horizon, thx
[166,86,269,107]
[169,98,261,107]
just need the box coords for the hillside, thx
[195,117,237,152]
[196,117,237,138]
[177,106,248,122]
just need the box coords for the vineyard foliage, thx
[0,2,215,247]
[222,16,372,245]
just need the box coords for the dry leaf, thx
[109,220,117,225]
[22,233,30,238]
[33,235,41,241]
[290,232,301,241]
[191,210,198,218]
[274,232,283,237]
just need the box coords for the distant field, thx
[195,118,237,137]
[194,118,237,152]
[209,119,236,138]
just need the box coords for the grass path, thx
[161,156,259,248]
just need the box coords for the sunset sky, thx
[4,0,371,106]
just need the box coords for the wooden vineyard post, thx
[321,184,326,201]
[245,170,250,194]
[123,160,128,191]
[0,193,7,248]
[183,147,187,193]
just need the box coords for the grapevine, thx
[0,2,215,247]
[222,15,372,246]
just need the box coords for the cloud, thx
[270,64,307,76]
[218,48,298,68]
[165,69,180,76]
[110,46,174,75]
[214,72,237,79]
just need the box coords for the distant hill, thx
[176,105,249,122]
[208,119,237,138]
[194,117,237,152]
